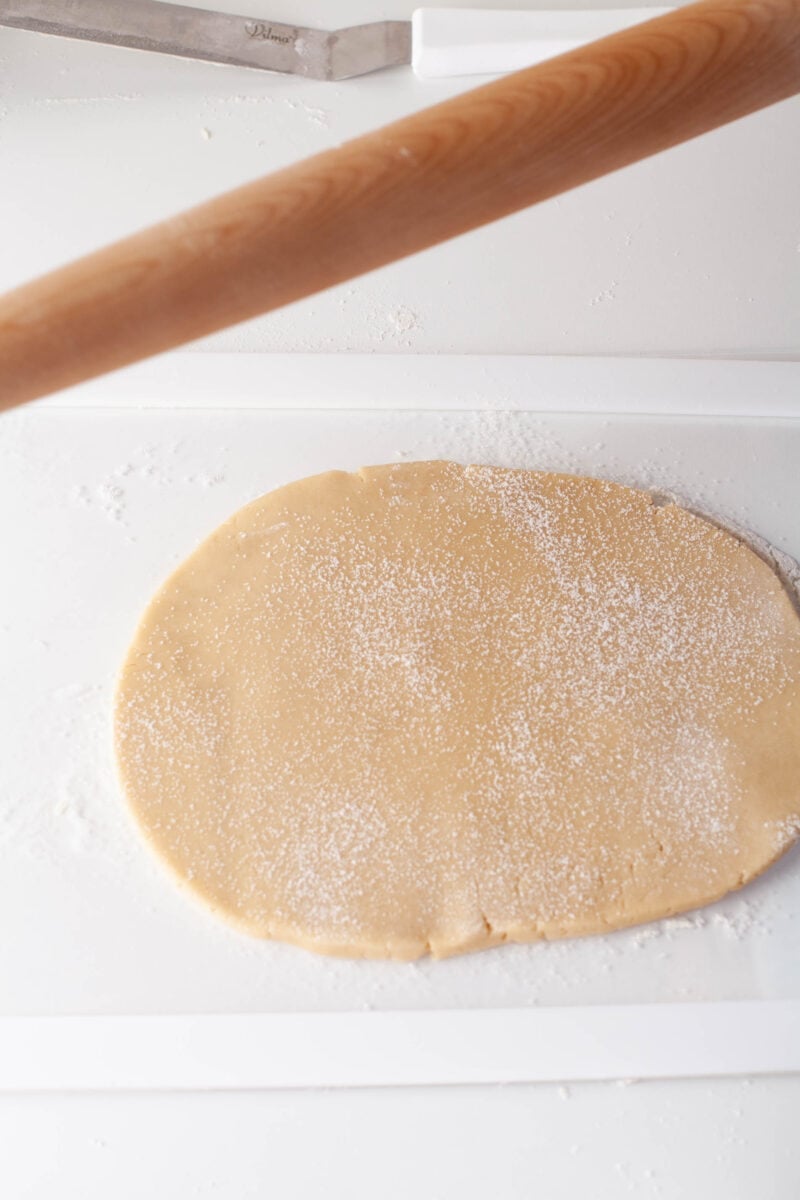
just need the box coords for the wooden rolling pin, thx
[1,0,799,408]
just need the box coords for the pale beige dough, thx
[115,463,800,958]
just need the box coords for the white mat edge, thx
[36,354,800,415]
[1,1002,797,1091]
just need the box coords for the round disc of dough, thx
[115,463,800,958]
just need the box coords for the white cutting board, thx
[1,354,798,1087]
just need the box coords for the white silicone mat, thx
[1,355,798,1086]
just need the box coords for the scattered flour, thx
[67,442,229,529]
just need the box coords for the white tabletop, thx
[1,2,799,1196]
[1,1075,797,1199]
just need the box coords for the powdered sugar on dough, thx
[115,464,800,959]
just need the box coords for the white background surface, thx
[1,1,799,1196]
[1,1076,797,1200]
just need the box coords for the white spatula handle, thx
[412,7,672,77]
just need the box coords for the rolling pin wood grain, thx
[1,0,799,407]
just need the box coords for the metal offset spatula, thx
[0,0,670,79]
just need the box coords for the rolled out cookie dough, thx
[115,463,800,958]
